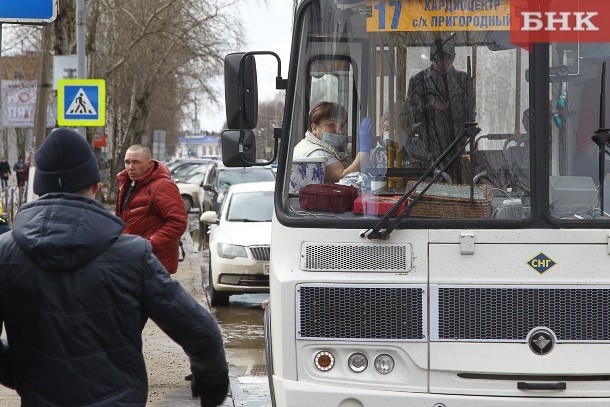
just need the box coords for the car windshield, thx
[218,169,275,190]
[226,191,274,222]
[183,172,206,185]
[165,160,187,172]
[184,163,210,176]
[172,162,203,176]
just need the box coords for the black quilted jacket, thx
[0,193,227,406]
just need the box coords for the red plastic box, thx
[299,184,359,213]
[353,195,408,217]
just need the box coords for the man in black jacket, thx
[0,157,10,190]
[406,38,475,184]
[0,128,229,406]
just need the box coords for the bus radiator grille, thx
[297,284,425,341]
[434,286,610,341]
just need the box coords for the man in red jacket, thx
[116,144,187,274]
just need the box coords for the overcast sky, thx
[198,0,294,132]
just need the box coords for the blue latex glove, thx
[358,117,373,153]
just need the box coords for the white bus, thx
[221,0,610,405]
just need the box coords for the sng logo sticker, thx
[527,253,556,274]
[510,0,610,50]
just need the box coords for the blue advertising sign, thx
[0,0,58,24]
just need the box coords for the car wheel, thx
[208,257,229,307]
[182,195,193,213]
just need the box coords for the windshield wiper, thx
[228,218,264,222]
[363,56,480,240]
[362,123,480,240]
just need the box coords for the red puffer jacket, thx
[116,160,187,274]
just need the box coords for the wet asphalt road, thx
[212,292,272,407]
[195,222,272,407]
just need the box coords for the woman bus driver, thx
[293,101,373,183]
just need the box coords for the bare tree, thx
[14,128,27,159]
[2,1,75,152]
[53,1,77,55]
[88,0,242,199]
[256,95,284,160]
[3,0,249,202]
[2,25,40,56]
[1,129,9,160]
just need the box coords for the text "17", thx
[374,1,402,29]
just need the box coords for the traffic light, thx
[188,149,193,156]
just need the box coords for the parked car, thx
[171,160,215,183]
[177,171,208,212]
[200,182,274,306]
[200,164,276,214]
[165,158,213,172]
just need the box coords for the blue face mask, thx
[321,131,346,148]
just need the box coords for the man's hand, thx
[358,117,374,153]
[189,372,230,407]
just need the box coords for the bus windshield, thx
[276,0,610,228]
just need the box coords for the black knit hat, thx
[34,128,101,195]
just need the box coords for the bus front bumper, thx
[272,376,610,407]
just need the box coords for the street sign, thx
[0,0,58,24]
[52,55,80,90]
[57,79,106,127]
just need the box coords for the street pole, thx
[33,25,53,150]
[76,0,86,137]
[193,98,199,135]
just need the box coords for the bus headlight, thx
[374,354,394,374]
[217,243,247,259]
[314,351,335,371]
[347,353,368,373]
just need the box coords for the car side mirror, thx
[200,211,219,224]
[203,184,213,191]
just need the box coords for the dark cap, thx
[430,39,456,61]
[34,128,101,195]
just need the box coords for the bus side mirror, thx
[221,129,257,167]
[225,53,258,129]
[223,51,285,167]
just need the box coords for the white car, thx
[200,181,274,306]
[177,171,207,213]
[199,163,276,214]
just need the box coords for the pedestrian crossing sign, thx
[57,79,106,126]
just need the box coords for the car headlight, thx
[217,243,247,259]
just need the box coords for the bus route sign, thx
[0,0,58,25]
[366,0,510,32]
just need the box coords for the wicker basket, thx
[405,182,492,219]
